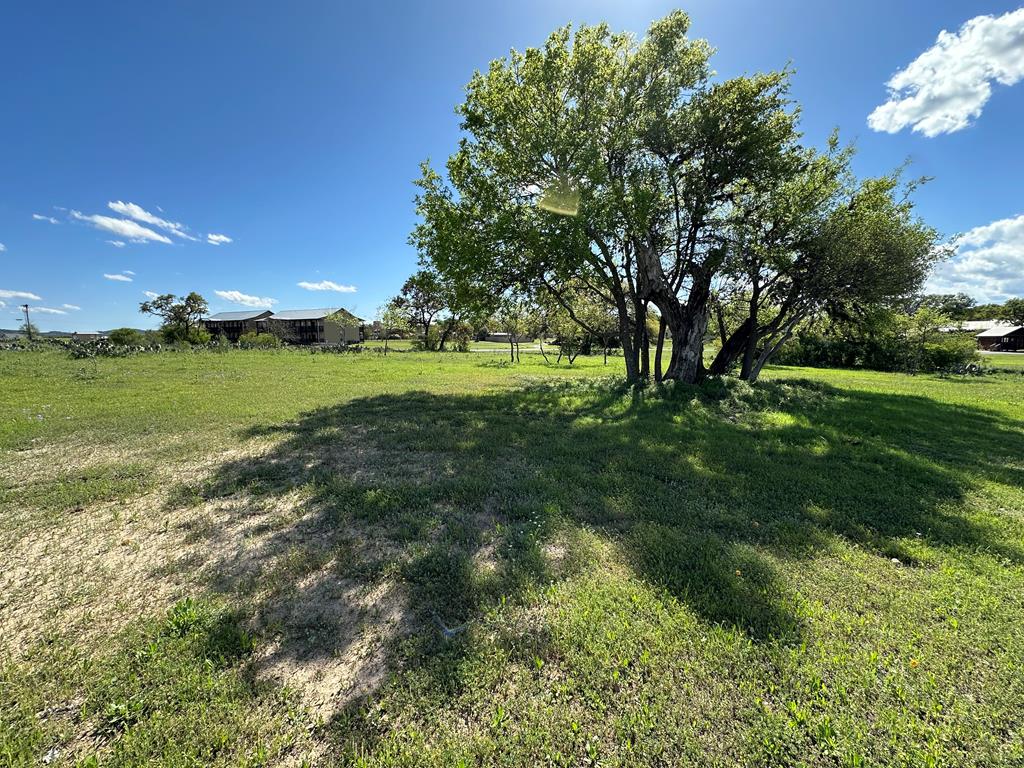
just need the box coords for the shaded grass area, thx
[175,376,1023,766]
[3,350,1024,765]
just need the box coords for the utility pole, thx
[21,304,32,341]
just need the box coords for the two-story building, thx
[204,310,274,341]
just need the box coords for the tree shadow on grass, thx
[161,375,1024,721]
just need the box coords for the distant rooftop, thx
[976,325,1023,338]
[267,308,361,322]
[957,319,1010,332]
[206,310,273,322]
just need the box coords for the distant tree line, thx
[911,293,1024,324]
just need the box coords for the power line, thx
[21,304,33,341]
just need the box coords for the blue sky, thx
[1,1,1022,331]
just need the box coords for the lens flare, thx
[537,179,580,216]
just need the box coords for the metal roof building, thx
[204,310,273,341]
[268,308,361,322]
[976,325,1024,351]
[207,310,274,322]
[260,307,362,345]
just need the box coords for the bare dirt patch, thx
[1,435,425,718]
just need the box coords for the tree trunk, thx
[508,338,514,362]
[654,315,667,382]
[739,285,760,381]
[748,329,792,382]
[638,302,650,381]
[714,302,728,346]
[620,326,639,383]
[614,299,640,384]
[707,316,753,376]
[662,309,709,383]
[634,242,709,384]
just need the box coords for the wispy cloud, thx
[123,270,135,275]
[869,9,1024,136]
[103,273,134,282]
[72,210,172,244]
[143,290,160,300]
[0,243,6,252]
[106,240,126,248]
[32,213,59,224]
[214,289,276,308]
[207,233,233,246]
[297,280,358,293]
[107,201,197,241]
[927,213,1024,301]
[0,289,42,300]
[33,306,68,315]
[62,303,82,311]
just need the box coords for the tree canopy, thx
[1000,297,1024,326]
[411,11,943,383]
[139,292,209,343]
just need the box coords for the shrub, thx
[776,317,978,374]
[68,340,139,359]
[923,335,978,371]
[412,327,441,351]
[107,327,145,346]
[238,332,281,349]
[445,322,474,353]
[161,326,211,345]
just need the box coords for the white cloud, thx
[32,213,59,224]
[207,233,233,245]
[143,290,160,300]
[63,303,82,310]
[297,280,358,293]
[123,270,135,275]
[869,9,1024,136]
[927,213,1024,302]
[0,289,42,300]
[71,210,172,244]
[103,273,134,282]
[106,240,126,248]
[33,307,68,315]
[214,289,277,308]
[0,243,6,252]
[107,201,197,241]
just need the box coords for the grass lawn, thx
[2,348,1023,766]
[980,351,1024,370]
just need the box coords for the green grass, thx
[2,348,1023,766]
[2,598,306,767]
[980,351,1024,370]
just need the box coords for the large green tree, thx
[916,292,976,320]
[1000,297,1024,326]
[139,292,209,343]
[412,11,941,383]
